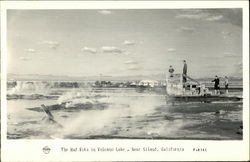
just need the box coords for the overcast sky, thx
[7,9,242,78]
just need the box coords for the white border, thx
[1,1,249,161]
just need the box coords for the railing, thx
[184,74,200,85]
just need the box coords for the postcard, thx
[1,1,249,161]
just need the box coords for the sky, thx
[7,9,242,78]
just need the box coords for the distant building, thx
[139,80,159,88]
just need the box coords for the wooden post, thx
[41,104,54,120]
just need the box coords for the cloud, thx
[20,57,31,61]
[175,10,211,21]
[176,13,207,20]
[206,15,223,21]
[176,13,223,22]
[25,48,36,53]
[180,26,195,33]
[123,40,136,46]
[177,9,242,27]
[222,9,242,27]
[98,10,112,15]
[42,41,59,49]
[102,46,124,54]
[124,60,138,64]
[127,65,140,70]
[81,47,97,54]
[211,9,242,27]
[167,48,176,52]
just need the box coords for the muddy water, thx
[7,87,242,140]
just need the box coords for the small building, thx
[138,80,159,88]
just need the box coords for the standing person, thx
[168,65,174,77]
[183,60,187,83]
[224,76,229,94]
[212,75,220,95]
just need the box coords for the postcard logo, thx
[42,146,51,154]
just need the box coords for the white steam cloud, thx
[102,46,124,54]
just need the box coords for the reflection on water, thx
[7,87,243,140]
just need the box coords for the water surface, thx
[7,84,243,140]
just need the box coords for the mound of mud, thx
[26,102,110,112]
[7,94,59,100]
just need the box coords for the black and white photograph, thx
[1,1,249,161]
[6,8,244,140]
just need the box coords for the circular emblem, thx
[43,146,51,154]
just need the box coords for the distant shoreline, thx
[7,73,243,82]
